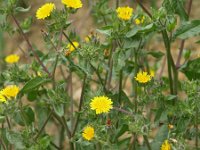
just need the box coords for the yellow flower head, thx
[0,94,6,103]
[36,3,55,20]
[168,124,174,130]
[135,16,145,25]
[90,96,113,114]
[82,126,94,141]
[0,85,20,99]
[62,0,83,9]
[161,140,171,150]
[66,41,79,56]
[135,71,151,83]
[5,54,20,64]
[84,36,91,43]
[135,18,141,25]
[150,70,155,78]
[116,6,133,21]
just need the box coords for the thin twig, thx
[69,72,74,130]
[11,15,51,77]
[72,74,87,136]
[34,110,53,140]
[50,141,61,150]
[6,116,11,129]
[90,63,107,93]
[135,0,152,18]
[52,113,71,138]
[0,138,7,150]
[176,0,193,68]
[113,107,134,118]
[158,56,166,80]
[62,31,77,50]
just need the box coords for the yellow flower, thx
[37,71,42,77]
[168,124,174,130]
[0,85,20,99]
[5,54,20,64]
[161,140,171,150]
[135,16,145,25]
[82,126,95,141]
[135,71,151,83]
[135,18,141,25]
[62,0,83,9]
[66,41,79,56]
[116,6,133,20]
[0,94,6,103]
[150,70,155,78]
[36,3,55,20]
[84,36,91,43]
[90,96,113,114]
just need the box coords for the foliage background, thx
[0,0,200,149]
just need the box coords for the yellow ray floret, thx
[36,3,55,20]
[135,71,151,83]
[0,94,6,103]
[82,126,94,141]
[116,6,133,20]
[0,85,20,99]
[90,96,113,114]
[161,140,171,150]
[61,0,83,9]
[5,54,20,64]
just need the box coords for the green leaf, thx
[13,106,35,126]
[0,115,5,123]
[53,103,64,117]
[96,26,112,36]
[172,20,200,40]
[6,131,25,149]
[27,90,38,101]
[23,106,35,125]
[149,125,168,150]
[21,77,51,93]
[180,58,200,80]
[38,135,51,149]
[123,39,140,49]
[15,6,31,12]
[148,51,164,59]
[113,124,129,142]
[166,95,177,101]
[172,0,188,21]
[126,23,155,38]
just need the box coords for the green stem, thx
[161,30,174,95]
[195,108,199,149]
[6,116,11,129]
[0,138,7,150]
[118,69,123,104]
[90,63,107,93]
[143,135,152,150]
[69,72,74,131]
[72,74,87,136]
